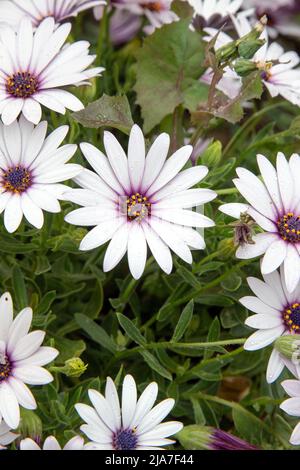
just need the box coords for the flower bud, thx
[234,58,259,77]
[51,357,88,378]
[18,409,42,444]
[177,425,258,450]
[275,336,300,361]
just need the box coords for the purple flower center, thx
[126,193,151,222]
[277,212,300,243]
[0,354,11,382]
[3,166,32,194]
[6,72,39,98]
[283,302,300,333]
[112,429,138,450]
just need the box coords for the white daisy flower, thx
[241,268,300,383]
[0,0,106,28]
[188,0,243,28]
[64,124,216,280]
[0,292,58,429]
[0,117,81,233]
[75,374,183,450]
[20,435,84,450]
[0,17,104,125]
[280,379,300,445]
[219,152,300,293]
[0,421,19,450]
[204,14,300,105]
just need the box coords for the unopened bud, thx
[51,357,88,378]
[18,409,42,444]
[275,336,300,362]
[234,58,259,77]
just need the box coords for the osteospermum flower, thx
[0,17,104,125]
[64,125,216,280]
[0,421,18,450]
[0,117,81,233]
[75,374,183,450]
[0,0,106,28]
[0,292,58,429]
[280,379,300,445]
[20,436,85,450]
[188,0,243,29]
[94,0,178,35]
[241,268,300,383]
[219,152,300,293]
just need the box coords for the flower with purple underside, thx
[219,152,300,293]
[95,0,178,35]
[0,117,81,234]
[211,429,258,450]
[93,5,142,45]
[0,421,19,450]
[64,124,216,280]
[280,379,300,445]
[20,435,85,450]
[0,0,106,28]
[0,292,58,429]
[241,267,300,383]
[75,374,183,450]
[242,0,300,38]
[0,17,104,125]
[188,0,243,29]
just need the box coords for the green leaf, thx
[75,314,117,354]
[139,350,172,380]
[72,94,134,134]
[135,19,207,132]
[116,312,147,346]
[52,336,86,363]
[171,300,194,342]
[12,265,28,310]
[232,407,264,445]
[37,291,56,315]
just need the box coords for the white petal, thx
[127,223,147,279]
[247,276,284,310]
[142,222,172,275]
[141,133,170,192]
[266,348,285,384]
[7,307,32,354]
[280,397,300,417]
[103,131,130,192]
[131,382,158,428]
[128,125,145,192]
[284,244,300,293]
[261,239,287,274]
[21,193,44,229]
[103,224,129,273]
[11,330,45,362]
[236,233,277,259]
[8,377,36,410]
[137,399,175,435]
[240,296,280,316]
[13,365,53,385]
[105,377,121,430]
[4,195,23,233]
[0,292,13,343]
[0,381,20,429]
[281,379,300,397]
[245,313,282,329]
[122,375,137,429]
[244,326,285,351]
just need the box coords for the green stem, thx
[223,101,291,158]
